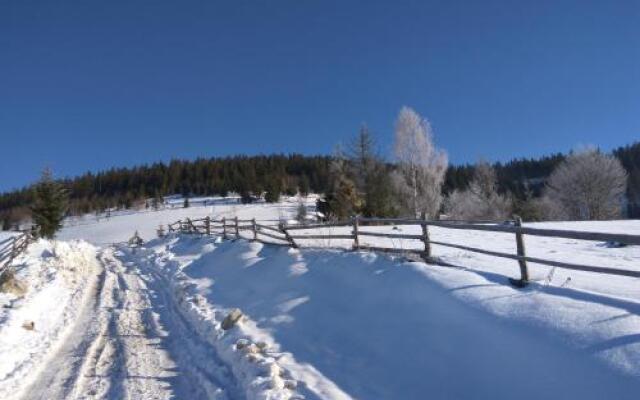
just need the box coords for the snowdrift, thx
[0,239,100,399]
[139,234,640,399]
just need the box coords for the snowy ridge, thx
[127,239,302,400]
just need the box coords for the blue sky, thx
[1,0,638,191]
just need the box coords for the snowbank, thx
[137,234,640,399]
[0,239,100,399]
[121,240,308,400]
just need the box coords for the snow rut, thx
[21,247,237,400]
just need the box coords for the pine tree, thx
[298,174,310,197]
[31,168,68,239]
[264,177,281,203]
[347,125,397,217]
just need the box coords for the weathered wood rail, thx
[0,230,37,277]
[165,216,640,287]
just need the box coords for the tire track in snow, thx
[15,256,105,400]
[21,248,239,400]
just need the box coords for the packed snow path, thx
[20,247,237,400]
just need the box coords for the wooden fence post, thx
[510,216,529,287]
[205,216,211,235]
[222,217,227,239]
[234,216,239,237]
[280,222,298,248]
[252,218,257,241]
[421,212,431,261]
[352,216,360,250]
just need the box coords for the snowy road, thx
[19,248,237,400]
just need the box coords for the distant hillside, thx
[1,142,639,226]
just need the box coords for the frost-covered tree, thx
[444,161,512,220]
[295,199,308,224]
[31,168,68,239]
[152,191,163,211]
[542,149,627,220]
[393,107,448,218]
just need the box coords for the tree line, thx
[1,108,639,233]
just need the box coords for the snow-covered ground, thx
[59,195,317,245]
[0,240,100,399]
[1,196,639,399]
[140,235,640,399]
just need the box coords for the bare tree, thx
[347,124,376,191]
[393,106,448,218]
[543,149,627,220]
[444,161,512,220]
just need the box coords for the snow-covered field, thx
[59,195,316,245]
[1,196,639,399]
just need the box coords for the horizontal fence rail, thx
[164,215,640,287]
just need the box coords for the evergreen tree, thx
[363,162,397,217]
[347,125,397,217]
[298,174,310,197]
[31,168,68,239]
[264,177,281,203]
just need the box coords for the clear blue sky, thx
[1,0,638,192]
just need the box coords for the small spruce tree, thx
[31,168,68,239]
[264,177,281,203]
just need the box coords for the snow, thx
[2,196,640,398]
[0,239,100,400]
[58,195,317,246]
[136,234,640,399]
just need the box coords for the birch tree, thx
[543,149,627,220]
[393,106,448,218]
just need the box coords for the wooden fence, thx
[0,230,37,278]
[166,216,640,287]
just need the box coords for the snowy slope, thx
[137,235,640,399]
[3,197,640,399]
[58,195,316,245]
